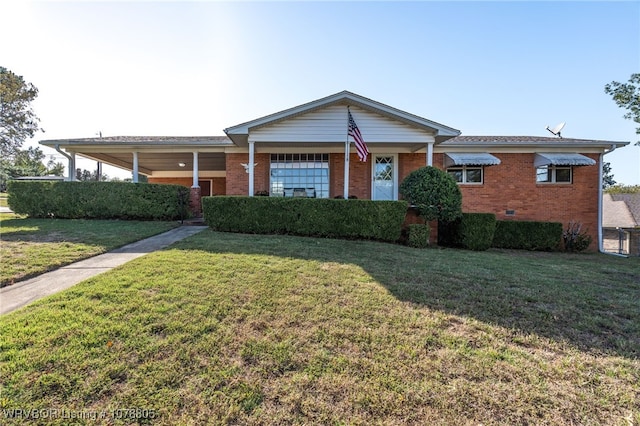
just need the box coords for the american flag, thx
[348,110,369,162]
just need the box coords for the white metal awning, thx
[534,153,596,167]
[444,153,501,167]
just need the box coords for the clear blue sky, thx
[5,1,640,184]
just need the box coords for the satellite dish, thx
[545,122,565,138]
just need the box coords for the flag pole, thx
[344,106,350,199]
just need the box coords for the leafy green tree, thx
[602,161,616,189]
[46,158,65,177]
[0,146,64,191]
[75,168,109,181]
[605,73,640,145]
[399,166,462,222]
[0,67,43,157]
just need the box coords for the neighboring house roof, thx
[224,90,461,146]
[441,135,628,150]
[603,193,639,228]
[610,193,640,226]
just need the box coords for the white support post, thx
[192,151,199,188]
[132,152,139,183]
[427,142,434,166]
[248,141,255,196]
[343,141,350,199]
[69,152,76,181]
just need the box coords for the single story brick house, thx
[41,91,629,251]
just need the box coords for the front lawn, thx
[1,231,638,424]
[0,214,179,286]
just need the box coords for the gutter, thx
[54,144,75,182]
[599,144,627,256]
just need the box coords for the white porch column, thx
[192,151,199,188]
[248,140,255,196]
[132,151,139,183]
[69,152,76,181]
[427,142,434,166]
[343,141,350,199]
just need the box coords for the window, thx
[270,154,329,198]
[536,165,572,183]
[447,166,483,184]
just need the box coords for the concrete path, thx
[0,226,207,315]
[0,206,13,213]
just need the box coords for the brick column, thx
[189,186,202,217]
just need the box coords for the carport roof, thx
[40,135,233,147]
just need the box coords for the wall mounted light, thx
[178,162,186,168]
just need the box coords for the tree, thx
[602,161,616,189]
[0,146,64,191]
[605,73,640,145]
[75,168,109,181]
[0,67,43,157]
[399,166,462,222]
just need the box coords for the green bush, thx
[7,181,189,220]
[562,222,593,252]
[492,220,562,251]
[438,213,496,251]
[407,223,430,248]
[202,196,408,242]
[399,166,462,222]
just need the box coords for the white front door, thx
[372,155,397,200]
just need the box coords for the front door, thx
[198,180,211,197]
[372,155,397,200]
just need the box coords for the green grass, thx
[1,231,639,424]
[0,193,7,208]
[0,214,179,286]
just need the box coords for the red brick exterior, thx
[148,177,227,195]
[149,150,601,250]
[330,153,372,198]
[225,153,270,195]
[189,187,201,217]
[453,153,600,250]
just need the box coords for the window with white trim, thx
[270,154,329,198]
[447,166,483,184]
[536,165,572,183]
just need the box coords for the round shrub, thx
[399,166,462,222]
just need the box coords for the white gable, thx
[249,105,435,144]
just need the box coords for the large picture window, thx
[447,166,483,184]
[270,154,329,198]
[536,165,572,183]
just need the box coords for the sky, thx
[3,0,640,184]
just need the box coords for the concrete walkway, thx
[0,226,207,315]
[0,206,13,213]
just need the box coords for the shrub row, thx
[202,196,408,242]
[438,213,497,251]
[493,220,563,251]
[439,215,563,251]
[7,181,189,220]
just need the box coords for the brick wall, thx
[329,153,372,198]
[153,151,600,250]
[454,153,600,250]
[147,177,227,195]
[225,153,269,195]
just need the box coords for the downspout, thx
[54,144,75,181]
[599,144,627,256]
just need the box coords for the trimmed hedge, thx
[407,223,430,248]
[439,213,496,251]
[202,196,408,242]
[7,181,189,220]
[492,220,562,251]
